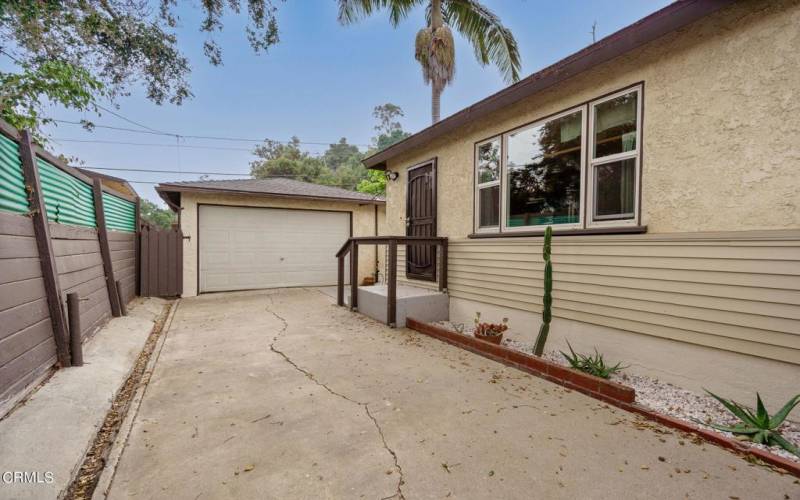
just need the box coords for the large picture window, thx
[474,84,642,234]
[505,109,583,230]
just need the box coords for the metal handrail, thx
[336,235,448,327]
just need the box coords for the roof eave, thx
[155,184,386,205]
[362,0,736,170]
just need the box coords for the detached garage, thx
[156,179,385,297]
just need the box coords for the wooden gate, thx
[139,224,183,297]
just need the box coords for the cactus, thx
[533,226,553,356]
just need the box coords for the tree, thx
[323,138,361,170]
[250,138,332,185]
[371,103,411,152]
[0,0,282,136]
[139,199,175,229]
[356,169,387,195]
[338,0,521,124]
[249,103,410,196]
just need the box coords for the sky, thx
[30,0,670,205]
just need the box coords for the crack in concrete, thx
[265,293,405,500]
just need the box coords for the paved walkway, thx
[107,289,798,499]
[0,298,166,500]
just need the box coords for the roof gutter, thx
[155,184,386,206]
[362,0,736,170]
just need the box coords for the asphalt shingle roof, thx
[157,177,384,203]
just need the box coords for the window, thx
[475,138,500,231]
[588,88,640,224]
[474,84,642,234]
[504,109,584,230]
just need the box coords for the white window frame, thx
[471,84,643,234]
[474,136,501,234]
[500,106,587,233]
[586,84,642,228]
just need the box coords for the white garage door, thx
[198,205,350,292]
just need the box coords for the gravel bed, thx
[434,321,800,463]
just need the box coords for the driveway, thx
[107,289,798,499]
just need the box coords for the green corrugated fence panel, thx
[0,134,29,214]
[38,159,97,228]
[102,192,136,232]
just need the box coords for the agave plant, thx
[701,390,800,457]
[559,341,626,379]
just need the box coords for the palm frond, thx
[442,0,521,83]
[337,0,420,26]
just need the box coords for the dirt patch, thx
[64,301,173,500]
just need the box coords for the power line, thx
[54,138,251,151]
[95,104,168,134]
[86,167,251,176]
[81,166,362,186]
[125,180,360,188]
[52,119,370,147]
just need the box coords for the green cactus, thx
[533,226,553,356]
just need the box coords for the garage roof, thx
[362,0,735,170]
[156,178,385,210]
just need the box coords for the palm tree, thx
[338,0,521,124]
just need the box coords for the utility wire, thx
[51,138,326,155]
[52,119,369,147]
[81,166,362,185]
[94,104,169,134]
[56,138,252,151]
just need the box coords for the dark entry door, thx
[406,161,437,281]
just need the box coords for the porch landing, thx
[347,284,449,327]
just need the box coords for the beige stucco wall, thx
[383,0,800,238]
[378,0,800,400]
[179,192,384,297]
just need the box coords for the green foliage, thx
[356,170,387,196]
[250,103,411,196]
[324,138,361,170]
[533,226,553,356]
[0,59,103,141]
[371,103,411,152]
[560,342,626,379]
[0,0,282,133]
[139,199,175,229]
[700,391,800,457]
[250,137,364,189]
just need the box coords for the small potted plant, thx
[473,312,509,345]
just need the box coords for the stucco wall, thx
[383,0,800,238]
[179,192,384,297]
[376,0,800,398]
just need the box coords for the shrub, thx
[560,341,626,379]
[700,390,800,457]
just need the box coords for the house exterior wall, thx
[380,0,800,403]
[179,192,384,297]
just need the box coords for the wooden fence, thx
[0,123,139,411]
[139,224,183,298]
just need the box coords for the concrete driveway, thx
[106,289,798,499]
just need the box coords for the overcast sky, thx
[30,0,669,205]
